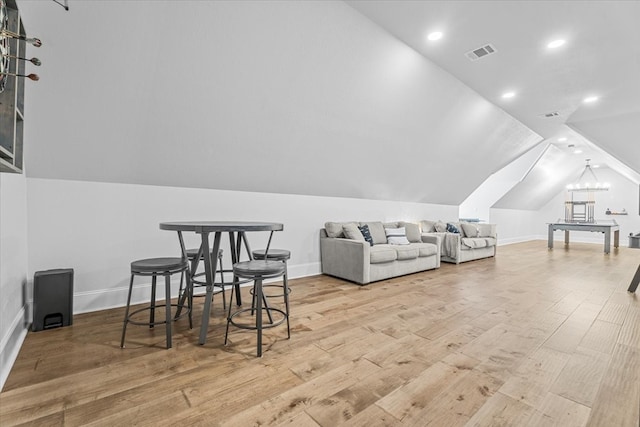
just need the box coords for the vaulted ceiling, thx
[16,1,638,208]
[347,1,640,178]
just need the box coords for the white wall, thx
[537,167,640,244]
[26,178,457,313]
[490,208,541,245]
[19,0,539,205]
[460,142,546,221]
[0,172,29,391]
[490,166,640,248]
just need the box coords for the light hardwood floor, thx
[1,241,639,426]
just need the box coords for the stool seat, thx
[252,249,291,261]
[122,257,192,349]
[233,260,285,279]
[131,257,187,273]
[226,258,289,357]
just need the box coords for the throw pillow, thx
[477,223,494,237]
[434,220,447,233]
[359,221,387,245]
[325,222,345,238]
[385,227,410,245]
[461,223,479,238]
[446,223,460,233]
[358,224,374,246]
[399,222,422,243]
[342,222,365,241]
[420,220,437,233]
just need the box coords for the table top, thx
[159,221,283,233]
[548,221,619,229]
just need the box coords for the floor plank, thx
[1,241,639,426]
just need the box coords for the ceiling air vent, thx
[465,44,497,61]
[540,111,561,118]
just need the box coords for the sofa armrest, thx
[477,223,497,239]
[320,236,370,284]
[421,233,441,247]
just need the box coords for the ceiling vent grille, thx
[465,44,497,61]
[540,111,561,118]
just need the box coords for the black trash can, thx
[32,269,74,332]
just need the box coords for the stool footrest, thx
[250,284,291,299]
[228,307,287,331]
[126,303,190,327]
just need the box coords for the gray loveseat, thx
[320,221,440,285]
[420,220,497,264]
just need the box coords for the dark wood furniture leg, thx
[628,264,640,293]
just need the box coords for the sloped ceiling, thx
[493,128,640,210]
[347,0,640,200]
[18,1,540,205]
[493,145,580,210]
[569,112,640,174]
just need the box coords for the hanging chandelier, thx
[566,159,610,192]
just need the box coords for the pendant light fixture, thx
[566,159,610,192]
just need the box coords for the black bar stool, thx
[251,249,291,339]
[225,260,287,357]
[120,257,192,349]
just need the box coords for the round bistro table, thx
[159,221,284,345]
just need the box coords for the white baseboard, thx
[497,235,541,246]
[51,261,324,315]
[288,261,322,280]
[0,306,29,392]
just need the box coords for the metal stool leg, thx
[149,275,157,328]
[215,250,226,310]
[165,273,172,349]
[224,275,236,346]
[186,270,193,329]
[256,277,263,357]
[174,268,194,327]
[120,274,136,348]
[283,262,290,339]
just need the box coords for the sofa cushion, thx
[360,221,387,245]
[399,222,422,243]
[413,242,438,257]
[325,222,346,238]
[420,220,436,233]
[484,237,497,247]
[385,227,410,245]
[370,245,397,264]
[358,224,374,246]
[395,245,419,260]
[461,223,479,238]
[461,237,488,249]
[477,223,495,237]
[342,222,365,242]
[434,220,447,233]
[446,223,460,234]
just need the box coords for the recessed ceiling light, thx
[574,149,583,154]
[558,137,567,142]
[583,96,599,103]
[547,39,566,49]
[427,31,443,41]
[502,91,515,99]
[593,164,600,168]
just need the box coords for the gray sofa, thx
[320,221,440,285]
[420,220,497,264]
